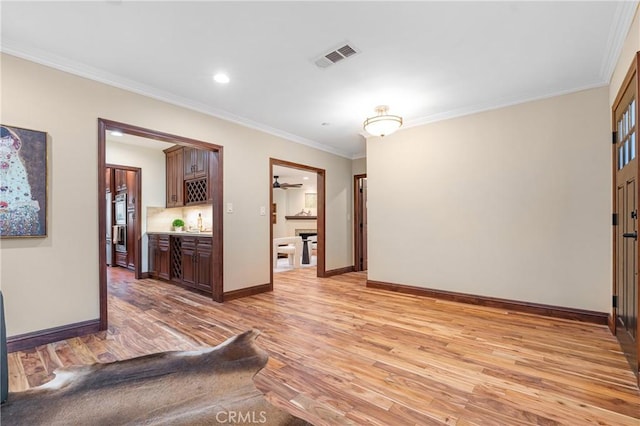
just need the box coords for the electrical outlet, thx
[260,206,266,216]
[226,203,233,213]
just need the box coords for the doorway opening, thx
[269,158,325,287]
[105,164,141,272]
[98,119,224,331]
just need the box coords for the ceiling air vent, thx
[314,43,360,68]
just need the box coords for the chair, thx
[307,235,317,258]
[273,236,302,269]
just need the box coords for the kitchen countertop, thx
[147,231,213,236]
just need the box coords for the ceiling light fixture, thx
[110,130,123,137]
[213,73,230,84]
[363,105,402,137]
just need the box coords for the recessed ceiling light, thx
[303,176,309,180]
[213,73,230,84]
[110,130,123,137]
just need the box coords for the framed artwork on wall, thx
[305,193,317,209]
[0,125,47,238]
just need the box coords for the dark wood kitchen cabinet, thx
[148,234,211,294]
[114,168,127,192]
[181,236,212,293]
[183,147,209,180]
[148,234,170,281]
[105,167,113,193]
[126,171,137,210]
[184,147,210,205]
[164,145,212,207]
[164,146,184,208]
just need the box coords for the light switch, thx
[226,203,233,213]
[260,206,266,216]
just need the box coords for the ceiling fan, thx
[273,176,302,190]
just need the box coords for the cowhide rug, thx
[1,329,311,425]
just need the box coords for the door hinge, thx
[612,131,617,144]
[613,213,618,226]
[612,295,618,308]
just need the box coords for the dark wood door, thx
[361,177,368,271]
[354,174,368,271]
[613,55,638,383]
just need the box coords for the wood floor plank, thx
[5,266,640,425]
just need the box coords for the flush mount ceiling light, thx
[363,105,403,137]
[110,130,123,137]
[213,73,230,84]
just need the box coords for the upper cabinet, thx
[114,168,127,192]
[165,146,184,208]
[183,147,208,180]
[164,146,212,207]
[105,167,113,193]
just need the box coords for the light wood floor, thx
[7,267,640,425]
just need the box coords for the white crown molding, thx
[404,81,609,131]
[600,1,639,83]
[0,39,354,160]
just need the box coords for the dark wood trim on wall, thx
[210,149,224,303]
[224,283,272,301]
[7,320,101,353]
[98,119,108,330]
[367,280,609,325]
[325,266,355,277]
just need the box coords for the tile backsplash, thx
[147,205,213,232]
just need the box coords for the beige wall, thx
[367,86,611,312]
[366,6,639,314]
[0,54,354,336]
[352,157,366,176]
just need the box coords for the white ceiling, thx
[2,1,638,159]
[273,165,317,189]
